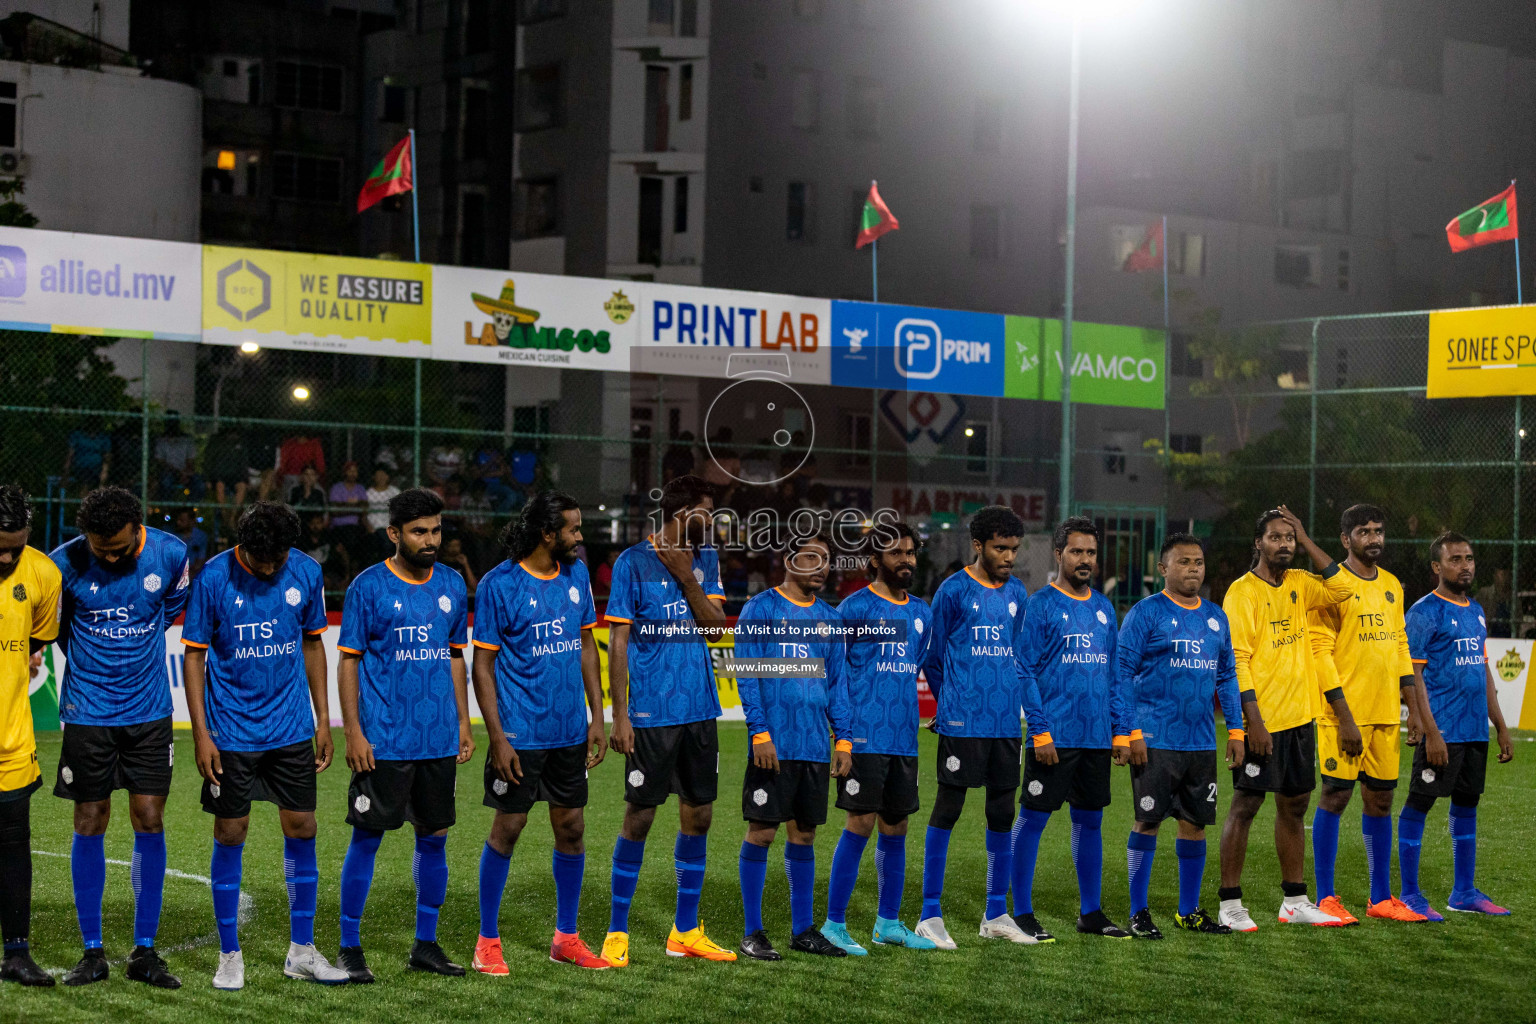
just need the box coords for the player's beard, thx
[551,537,579,566]
[400,543,438,570]
[882,565,913,591]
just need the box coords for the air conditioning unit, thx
[0,151,29,177]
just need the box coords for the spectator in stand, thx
[836,566,869,601]
[202,426,252,532]
[327,460,369,559]
[458,478,495,568]
[364,464,400,559]
[154,411,201,499]
[109,417,143,490]
[427,443,464,485]
[472,446,512,504]
[287,464,328,515]
[63,420,112,494]
[170,507,211,576]
[300,508,351,591]
[595,548,618,598]
[438,535,478,596]
[372,441,411,478]
[663,431,697,482]
[277,433,326,494]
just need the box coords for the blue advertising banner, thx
[830,300,1005,398]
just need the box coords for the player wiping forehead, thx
[1397,533,1514,919]
[820,522,937,954]
[182,501,348,989]
[471,491,610,975]
[1116,534,1243,939]
[1308,505,1428,925]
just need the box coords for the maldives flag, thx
[357,136,413,213]
[1121,219,1163,272]
[855,180,899,249]
[1446,183,1518,252]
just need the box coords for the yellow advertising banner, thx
[201,245,433,355]
[1426,305,1536,398]
[589,627,743,713]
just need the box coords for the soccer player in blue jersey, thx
[734,532,853,961]
[334,488,473,982]
[1399,533,1515,918]
[182,502,348,990]
[1013,516,1132,941]
[50,486,190,988]
[821,521,937,954]
[470,491,609,974]
[917,505,1031,949]
[1116,533,1244,939]
[601,476,734,966]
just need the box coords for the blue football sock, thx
[1398,805,1427,897]
[478,842,512,939]
[1009,808,1050,916]
[608,836,645,934]
[71,832,106,950]
[874,833,906,921]
[826,830,868,925]
[920,826,952,921]
[131,831,166,948]
[284,836,318,946]
[785,842,815,936]
[1362,813,1392,904]
[413,834,449,943]
[210,841,243,954]
[739,841,769,936]
[984,829,1012,919]
[339,826,382,948]
[1175,838,1206,917]
[673,833,707,933]
[1127,831,1157,916]
[553,850,584,935]
[1312,806,1341,899]
[1449,803,1477,893]
[1069,807,1103,915]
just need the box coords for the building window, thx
[273,61,343,112]
[638,177,664,263]
[845,411,870,468]
[0,82,15,148]
[973,97,1004,153]
[1274,244,1323,288]
[847,78,882,138]
[203,148,261,197]
[1102,443,1126,475]
[1168,434,1203,455]
[679,64,694,121]
[461,82,490,159]
[674,176,689,233]
[271,154,342,202]
[518,0,566,23]
[647,0,674,36]
[381,82,407,122]
[464,0,492,53]
[459,188,487,266]
[517,177,560,237]
[1169,332,1203,378]
[965,422,990,474]
[1172,232,1205,276]
[970,204,1005,260]
[787,181,816,242]
[516,64,562,131]
[790,69,819,130]
[679,0,698,36]
[643,65,671,151]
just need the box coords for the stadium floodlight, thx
[239,341,260,354]
[291,385,311,402]
[964,427,976,437]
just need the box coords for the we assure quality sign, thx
[1427,305,1536,398]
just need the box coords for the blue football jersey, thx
[1018,583,1128,749]
[605,538,726,727]
[337,560,469,761]
[922,566,1028,739]
[52,527,190,726]
[473,559,599,750]
[181,547,327,752]
[733,587,850,762]
[1116,592,1241,752]
[1406,592,1490,744]
[838,585,931,756]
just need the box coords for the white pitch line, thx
[31,849,255,975]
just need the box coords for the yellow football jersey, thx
[1223,565,1353,733]
[1310,564,1414,727]
[0,545,62,792]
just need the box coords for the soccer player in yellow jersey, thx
[1309,504,1427,925]
[1216,507,1358,931]
[0,485,62,987]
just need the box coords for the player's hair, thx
[1159,531,1204,561]
[785,529,834,560]
[1052,515,1100,553]
[388,487,445,528]
[77,485,142,537]
[1340,503,1386,536]
[502,489,581,560]
[1429,530,1471,564]
[660,474,714,521]
[237,501,301,563]
[969,504,1024,544]
[1249,508,1289,568]
[869,520,920,557]
[0,484,32,533]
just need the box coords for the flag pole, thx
[1514,179,1522,304]
[410,128,421,263]
[1162,213,1170,517]
[872,236,879,304]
